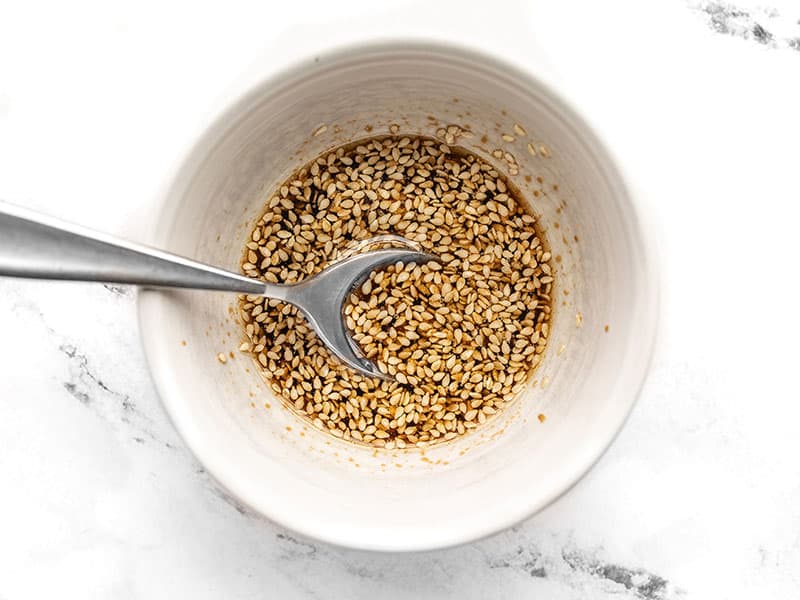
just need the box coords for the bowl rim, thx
[137,38,660,552]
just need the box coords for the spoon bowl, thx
[281,248,437,379]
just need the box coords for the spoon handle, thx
[0,201,276,297]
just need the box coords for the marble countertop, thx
[2,1,799,598]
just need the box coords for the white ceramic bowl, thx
[139,41,658,551]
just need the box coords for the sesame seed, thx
[239,135,554,448]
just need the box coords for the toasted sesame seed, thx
[239,135,553,448]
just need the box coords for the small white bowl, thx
[138,41,658,551]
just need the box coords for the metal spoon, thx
[0,201,435,378]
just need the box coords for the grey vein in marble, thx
[58,344,175,449]
[690,1,800,51]
[58,342,160,441]
[205,511,688,600]
[205,475,262,518]
[473,531,686,600]
[561,545,672,599]
[8,285,176,449]
[487,543,547,577]
[102,283,132,296]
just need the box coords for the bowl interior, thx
[139,43,656,551]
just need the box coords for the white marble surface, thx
[2,1,800,598]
